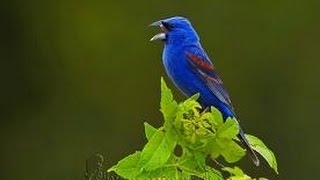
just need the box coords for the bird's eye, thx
[162,22,174,30]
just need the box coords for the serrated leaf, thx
[227,175,252,180]
[137,165,178,179]
[223,166,252,180]
[181,94,202,111]
[179,151,199,170]
[208,116,244,162]
[217,118,239,139]
[227,177,267,180]
[144,122,158,141]
[246,134,278,174]
[139,155,179,179]
[138,129,176,171]
[179,164,223,180]
[210,139,223,158]
[194,151,206,170]
[205,166,224,180]
[210,137,245,163]
[108,151,141,178]
[220,140,246,163]
[165,126,178,145]
[178,151,223,180]
[189,93,200,101]
[207,106,224,127]
[160,78,178,124]
[222,166,245,176]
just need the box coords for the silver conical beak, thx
[149,20,167,41]
[150,33,166,41]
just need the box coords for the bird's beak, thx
[149,20,167,41]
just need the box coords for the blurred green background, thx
[1,0,320,179]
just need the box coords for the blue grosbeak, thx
[150,16,259,166]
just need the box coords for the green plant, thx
[108,78,278,179]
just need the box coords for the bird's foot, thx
[212,158,225,169]
[200,106,210,115]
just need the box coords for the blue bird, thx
[150,16,259,166]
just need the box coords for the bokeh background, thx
[1,0,320,179]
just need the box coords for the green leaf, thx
[138,155,180,179]
[205,166,224,180]
[210,138,246,163]
[165,126,179,145]
[223,166,253,180]
[189,93,200,101]
[227,175,252,180]
[181,93,202,111]
[217,118,239,139]
[160,77,178,125]
[108,151,141,178]
[194,151,206,170]
[138,129,176,171]
[178,150,223,180]
[209,118,245,163]
[144,122,158,141]
[179,151,200,170]
[222,166,245,176]
[137,166,178,179]
[179,164,223,180]
[221,140,246,163]
[210,139,223,159]
[246,134,278,174]
[207,106,224,127]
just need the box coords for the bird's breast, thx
[162,45,200,97]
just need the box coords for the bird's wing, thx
[184,49,234,109]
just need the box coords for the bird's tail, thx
[237,127,260,166]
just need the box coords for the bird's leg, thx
[200,106,210,115]
[212,159,225,169]
[206,157,225,169]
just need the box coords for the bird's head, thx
[150,16,199,45]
